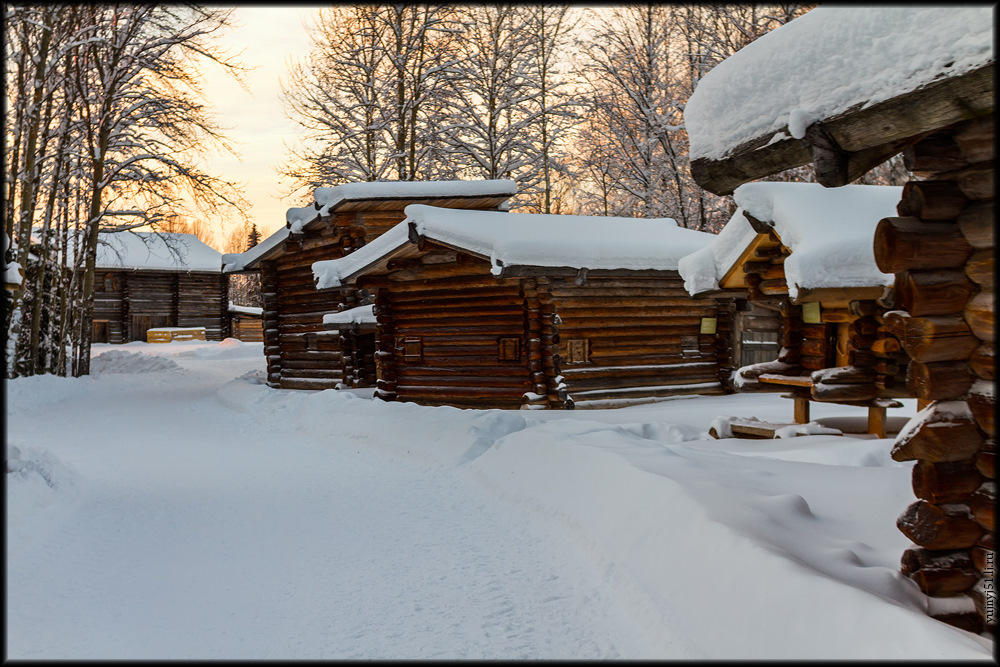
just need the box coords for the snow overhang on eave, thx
[301,190,518,233]
[690,63,995,196]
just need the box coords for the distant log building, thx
[221,180,518,390]
[313,205,727,410]
[683,6,993,634]
[91,232,228,343]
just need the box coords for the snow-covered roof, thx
[322,304,376,328]
[221,227,289,273]
[678,182,902,300]
[94,232,222,272]
[686,6,994,164]
[224,179,519,271]
[313,205,715,289]
[311,179,517,222]
[228,304,263,316]
[289,179,518,234]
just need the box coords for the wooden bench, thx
[146,326,206,343]
[757,373,902,437]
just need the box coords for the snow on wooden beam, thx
[690,64,995,196]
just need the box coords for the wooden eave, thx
[326,239,420,291]
[691,63,995,195]
[688,287,750,301]
[495,265,678,280]
[96,266,222,277]
[792,285,887,307]
[234,233,298,271]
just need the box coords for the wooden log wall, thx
[744,232,789,301]
[260,263,281,387]
[93,271,126,344]
[340,329,377,388]
[326,297,377,389]
[809,302,890,404]
[884,114,994,634]
[259,207,445,391]
[374,263,529,409]
[230,314,264,342]
[550,274,726,408]
[126,272,174,340]
[521,277,567,409]
[269,231,347,390]
[715,298,739,389]
[373,290,398,402]
[92,270,227,343]
[176,274,228,340]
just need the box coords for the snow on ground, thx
[6,340,994,659]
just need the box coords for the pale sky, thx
[200,5,317,247]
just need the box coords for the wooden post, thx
[794,396,810,424]
[868,405,887,438]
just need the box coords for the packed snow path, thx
[8,349,669,659]
[7,341,993,659]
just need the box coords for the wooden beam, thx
[690,64,994,195]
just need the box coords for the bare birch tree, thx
[280,4,459,196]
[4,3,247,378]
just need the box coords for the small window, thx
[402,337,423,363]
[103,273,114,291]
[498,337,520,361]
[565,338,589,364]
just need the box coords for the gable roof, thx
[312,205,715,289]
[678,182,902,300]
[222,226,289,273]
[94,231,222,272]
[221,179,519,272]
[685,6,994,195]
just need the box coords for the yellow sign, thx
[802,301,822,324]
[700,317,718,334]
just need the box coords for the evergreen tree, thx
[247,223,261,249]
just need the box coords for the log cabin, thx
[91,231,228,343]
[312,205,725,410]
[678,181,906,436]
[682,6,993,633]
[221,180,518,390]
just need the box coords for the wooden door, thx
[92,320,109,344]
